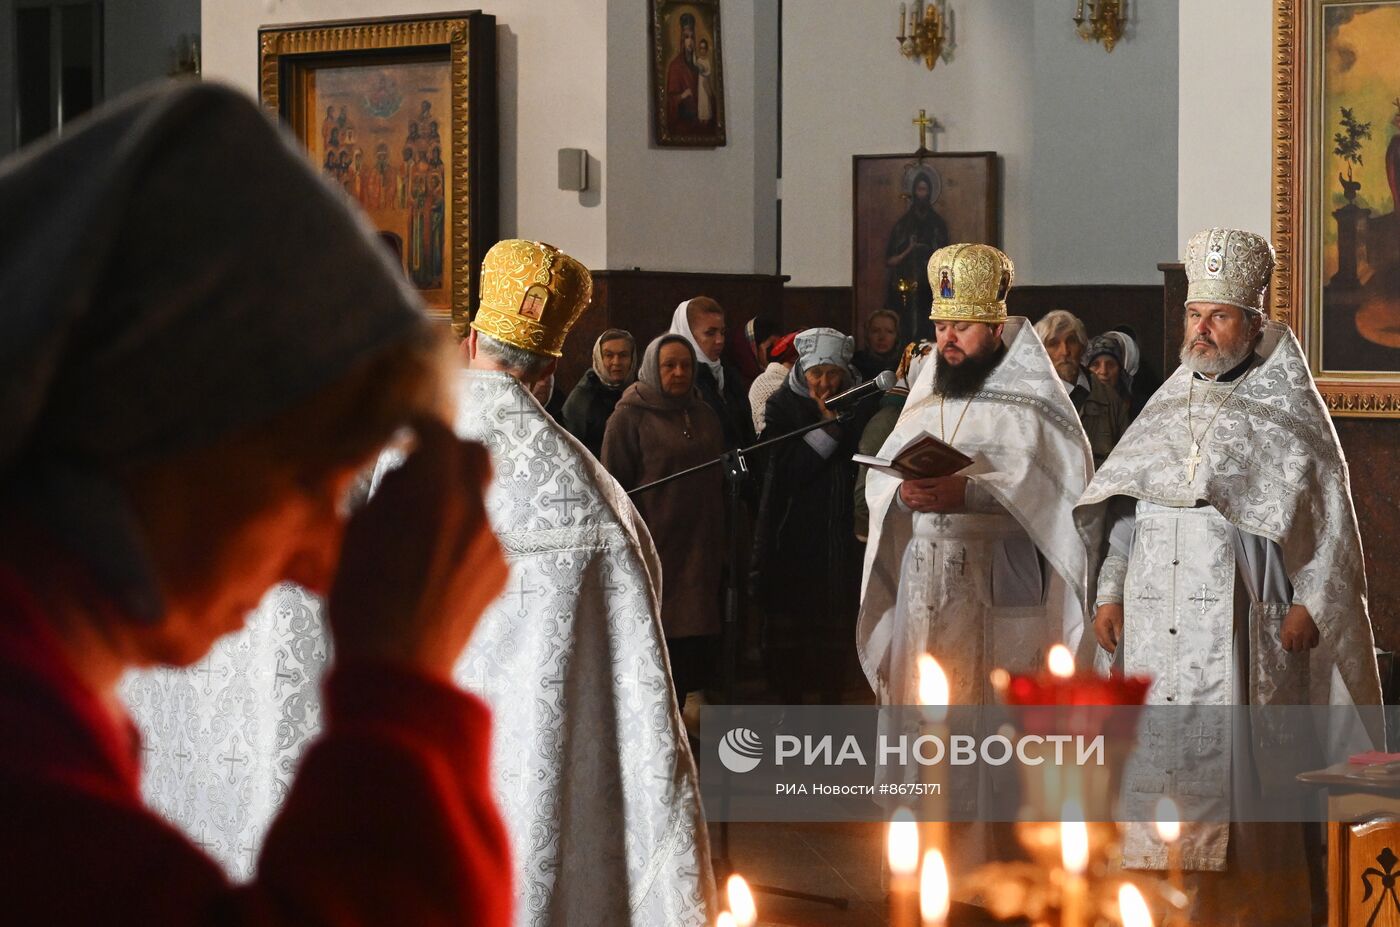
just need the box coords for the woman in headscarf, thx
[752,328,879,704]
[1084,333,1132,407]
[601,335,725,701]
[562,328,636,457]
[0,83,510,923]
[670,297,755,450]
[852,309,904,382]
[1105,326,1154,417]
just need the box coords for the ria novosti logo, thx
[717,728,764,773]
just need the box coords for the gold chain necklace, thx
[939,394,976,445]
[1183,371,1249,483]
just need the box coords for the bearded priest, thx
[858,243,1098,876]
[1077,228,1383,926]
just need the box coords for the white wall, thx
[781,0,1179,287]
[1177,0,1272,254]
[202,0,610,269]
[604,0,777,273]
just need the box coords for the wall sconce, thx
[897,1,951,71]
[1074,0,1125,52]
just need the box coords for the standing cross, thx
[913,109,935,152]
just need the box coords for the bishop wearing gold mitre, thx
[376,239,714,926]
[857,243,1097,877]
[1076,228,1383,926]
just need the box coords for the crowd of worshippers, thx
[4,83,1380,927]
[545,295,1157,705]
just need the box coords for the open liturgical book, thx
[852,431,973,480]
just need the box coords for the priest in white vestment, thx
[409,239,714,926]
[858,243,1097,877]
[1077,228,1384,927]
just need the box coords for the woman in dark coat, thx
[753,327,877,704]
[562,328,635,457]
[602,335,725,701]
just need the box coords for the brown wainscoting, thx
[1006,284,1167,390]
[781,286,855,336]
[558,270,788,392]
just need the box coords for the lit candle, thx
[888,808,920,927]
[715,913,736,927]
[1047,643,1076,679]
[1118,882,1155,927]
[917,654,950,857]
[899,2,907,38]
[726,874,757,927]
[920,849,950,926]
[1154,797,1184,901]
[1060,801,1088,927]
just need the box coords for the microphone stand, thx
[630,411,854,912]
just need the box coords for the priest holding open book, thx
[855,243,1098,877]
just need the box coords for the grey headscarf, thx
[637,334,700,409]
[592,328,637,387]
[0,82,432,620]
[786,327,861,398]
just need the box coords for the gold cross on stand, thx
[912,109,936,154]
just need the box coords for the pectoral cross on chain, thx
[1184,441,1202,483]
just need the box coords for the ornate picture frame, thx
[1274,0,1400,416]
[259,13,497,334]
[650,0,727,148]
[852,152,999,345]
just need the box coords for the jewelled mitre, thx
[470,239,593,357]
[927,243,1013,323]
[1183,228,1275,314]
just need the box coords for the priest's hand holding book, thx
[854,430,975,512]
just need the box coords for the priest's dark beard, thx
[933,343,1006,398]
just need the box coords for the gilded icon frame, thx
[650,0,727,148]
[1274,0,1400,416]
[259,13,497,334]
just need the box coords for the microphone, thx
[824,369,897,410]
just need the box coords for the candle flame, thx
[1118,882,1154,927]
[1060,801,1088,875]
[715,912,737,927]
[1154,797,1181,844]
[887,808,920,876]
[988,667,1010,695]
[725,874,757,927]
[917,654,950,706]
[920,849,950,925]
[1047,643,1075,678]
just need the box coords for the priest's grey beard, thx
[934,344,1006,398]
[1179,330,1258,376]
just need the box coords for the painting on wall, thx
[852,153,998,345]
[260,14,497,335]
[650,0,726,147]
[1275,0,1400,415]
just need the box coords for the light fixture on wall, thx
[897,1,951,71]
[1074,0,1125,52]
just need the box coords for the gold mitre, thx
[1184,227,1274,314]
[470,239,593,357]
[927,243,1013,323]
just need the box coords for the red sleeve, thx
[0,649,512,926]
[240,661,513,925]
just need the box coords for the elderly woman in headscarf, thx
[670,296,755,450]
[722,314,780,386]
[601,335,725,701]
[0,83,510,923]
[562,328,636,457]
[1084,333,1134,411]
[752,328,879,704]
